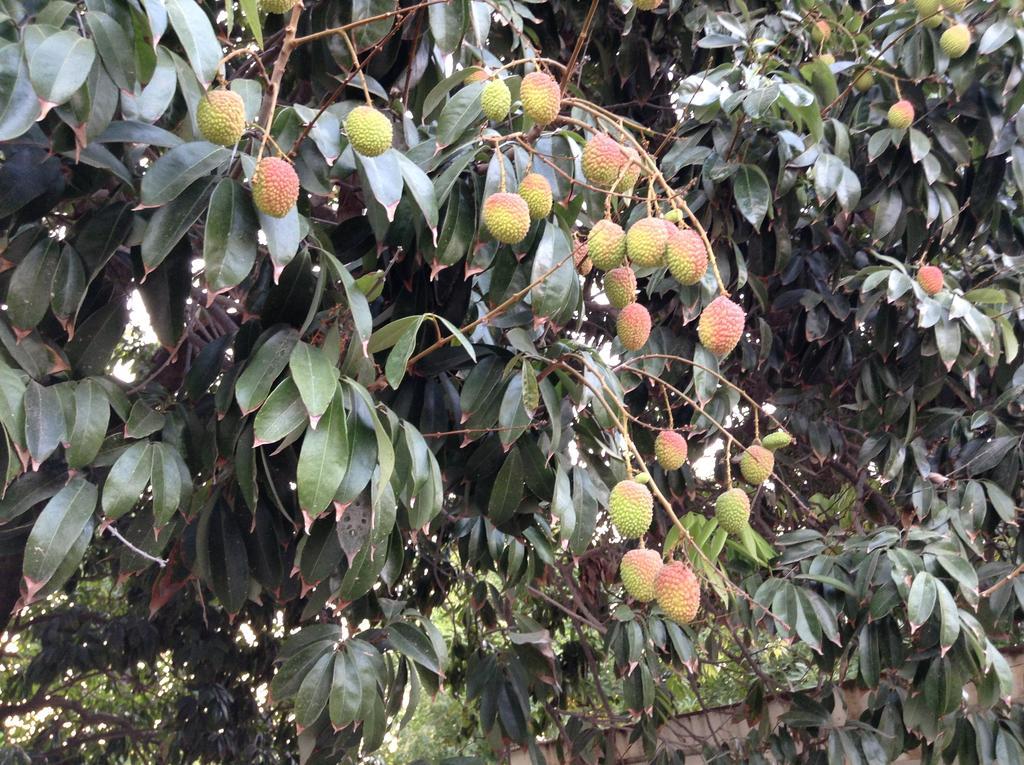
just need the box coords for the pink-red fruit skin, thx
[620,549,663,602]
[665,226,708,286]
[654,431,688,470]
[520,72,561,126]
[617,303,652,352]
[655,562,701,624]
[917,265,943,295]
[251,157,300,218]
[888,100,914,130]
[697,296,745,357]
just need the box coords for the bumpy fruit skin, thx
[345,106,393,158]
[914,0,943,26]
[517,173,553,221]
[260,0,297,13]
[251,157,300,218]
[588,220,627,270]
[888,100,915,129]
[917,265,944,295]
[608,480,654,539]
[715,489,751,535]
[634,0,663,9]
[666,226,708,286]
[626,218,668,268]
[604,267,637,309]
[197,90,246,146]
[573,242,593,276]
[617,303,652,352]
[697,296,745,357]
[655,431,688,471]
[740,445,775,485]
[655,562,700,624]
[520,71,561,126]
[942,0,966,11]
[811,20,831,43]
[940,24,971,58]
[620,549,663,602]
[463,69,489,85]
[481,79,512,121]
[482,193,531,245]
[582,133,637,191]
[762,431,793,451]
[853,71,875,92]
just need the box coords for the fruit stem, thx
[754,409,760,442]
[257,3,302,161]
[724,440,733,490]
[338,30,373,105]
[661,383,673,429]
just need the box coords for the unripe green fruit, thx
[520,71,561,126]
[345,106,393,158]
[251,157,299,218]
[620,548,662,602]
[482,193,531,245]
[664,209,684,223]
[853,70,875,92]
[626,217,668,268]
[811,20,831,44]
[914,0,943,26]
[665,226,708,286]
[634,472,651,484]
[197,90,246,146]
[481,79,512,121]
[887,100,915,130]
[655,562,700,624]
[940,24,971,58]
[587,220,627,270]
[740,445,775,485]
[942,0,966,11]
[818,53,835,66]
[715,489,751,535]
[604,267,637,309]
[654,431,688,471]
[697,296,745,357]
[517,173,552,221]
[917,265,944,295]
[608,480,654,539]
[260,0,297,13]
[616,303,651,352]
[634,0,663,10]
[762,430,793,451]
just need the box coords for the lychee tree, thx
[1,0,1024,762]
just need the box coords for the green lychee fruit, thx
[665,226,708,286]
[664,209,684,223]
[634,0,663,10]
[196,89,246,146]
[259,0,297,13]
[620,548,662,602]
[482,192,531,245]
[654,431,688,471]
[818,53,836,66]
[811,20,831,44]
[853,70,875,92]
[655,562,700,624]
[587,220,627,270]
[604,267,637,309]
[634,472,651,484]
[942,0,966,11]
[715,488,751,535]
[520,71,561,126]
[608,479,654,539]
[914,0,943,26]
[740,445,774,485]
[251,157,300,218]
[616,303,651,352]
[697,296,745,357]
[887,100,915,130]
[626,217,668,268]
[481,79,512,121]
[940,24,971,58]
[517,173,552,221]
[345,105,393,158]
[761,430,793,451]
[917,264,944,295]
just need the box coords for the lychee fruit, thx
[917,265,944,295]
[463,69,490,84]
[715,488,751,535]
[345,105,393,158]
[740,445,774,485]
[887,100,915,130]
[942,0,966,10]
[582,133,639,191]
[762,430,793,451]
[604,266,637,309]
[587,220,627,270]
[608,479,654,539]
[697,296,745,357]
[520,71,561,126]
[654,431,688,471]
[818,53,836,66]
[665,226,708,286]
[617,303,651,352]
[626,217,668,268]
[634,0,663,9]
[482,192,531,245]
[197,89,246,146]
[853,70,875,92]
[914,0,943,26]
[251,157,300,218]
[811,20,831,44]
[259,0,297,13]
[481,79,512,121]
[940,24,971,58]
[620,548,662,602]
[664,209,684,223]
[573,242,593,276]
[655,562,700,624]
[517,173,552,221]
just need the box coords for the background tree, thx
[1,0,1024,762]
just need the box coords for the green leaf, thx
[238,0,263,49]
[27,30,96,106]
[164,0,221,85]
[253,377,307,446]
[294,652,333,728]
[329,652,362,727]
[436,81,484,148]
[66,379,109,469]
[204,502,250,613]
[297,385,349,516]
[141,177,216,272]
[140,141,230,206]
[935,581,960,654]
[87,11,136,91]
[732,164,771,229]
[395,152,440,231]
[907,571,936,632]
[428,0,467,53]
[65,303,129,376]
[289,342,338,422]
[530,223,575,321]
[388,622,441,675]
[24,381,65,468]
[101,441,153,519]
[235,328,299,414]
[385,316,425,389]
[0,43,40,141]
[150,442,186,525]
[0,471,65,523]
[23,477,97,594]
[258,207,301,276]
[488,448,524,525]
[6,238,60,331]
[204,179,259,294]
